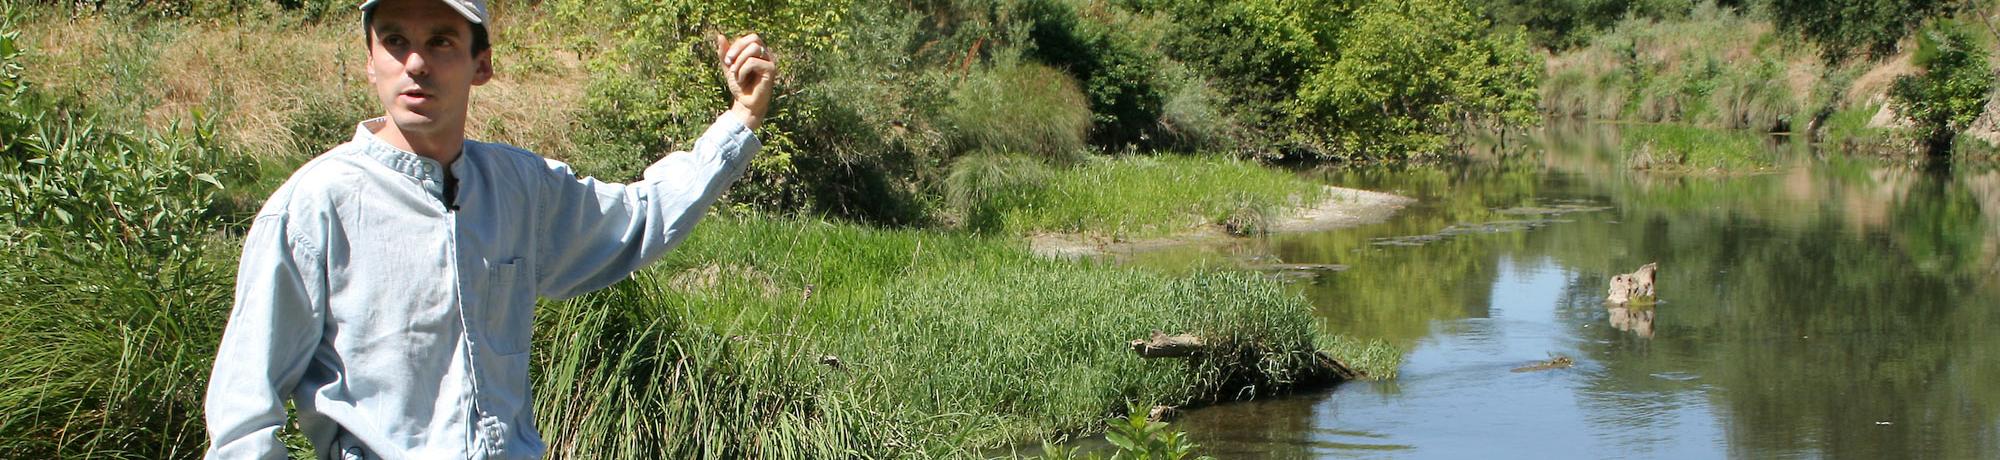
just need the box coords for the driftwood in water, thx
[1128,331,1364,381]
[1313,350,1361,380]
[1129,331,1205,358]
[1511,356,1575,373]
[1607,262,1658,305]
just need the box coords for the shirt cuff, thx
[707,115,762,165]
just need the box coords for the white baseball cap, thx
[358,0,489,25]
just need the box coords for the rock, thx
[1962,84,2000,149]
[1607,262,1658,305]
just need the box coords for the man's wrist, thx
[725,107,763,131]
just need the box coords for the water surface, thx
[1138,126,2000,458]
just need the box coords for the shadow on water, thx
[1124,122,2000,458]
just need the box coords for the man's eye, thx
[430,38,454,48]
[384,35,407,47]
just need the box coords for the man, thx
[203,0,777,458]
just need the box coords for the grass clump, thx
[1821,104,1900,152]
[946,60,1093,164]
[944,153,1056,234]
[1621,123,1773,172]
[1317,334,1403,380]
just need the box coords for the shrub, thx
[1293,0,1543,160]
[1016,0,1169,150]
[1482,0,1704,50]
[561,0,850,180]
[1768,0,1953,61]
[1890,20,1993,157]
[0,27,30,158]
[0,27,241,458]
[1149,0,1342,157]
[945,60,1092,163]
[31,0,347,22]
[1154,61,1233,151]
[568,0,964,224]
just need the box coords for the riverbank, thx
[0,6,1411,458]
[1540,3,2000,164]
[1030,185,1414,259]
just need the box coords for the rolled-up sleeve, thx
[205,214,326,460]
[535,116,761,299]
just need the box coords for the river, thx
[1126,125,2000,458]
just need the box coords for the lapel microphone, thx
[444,175,462,211]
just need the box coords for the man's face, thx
[365,0,491,137]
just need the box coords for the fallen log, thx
[1313,350,1362,381]
[1128,331,1364,381]
[1129,331,1205,358]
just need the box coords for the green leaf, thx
[193,173,223,188]
[1104,429,1139,451]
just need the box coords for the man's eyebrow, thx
[427,25,464,38]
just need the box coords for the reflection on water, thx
[1606,304,1654,338]
[1131,124,2000,458]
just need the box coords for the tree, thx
[1889,21,1993,159]
[1292,0,1543,160]
[1768,0,1954,61]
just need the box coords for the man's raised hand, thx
[715,33,777,130]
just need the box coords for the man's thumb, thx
[713,33,730,62]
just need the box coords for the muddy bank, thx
[1029,186,1415,259]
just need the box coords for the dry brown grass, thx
[1846,52,1916,106]
[159,22,360,157]
[16,8,589,161]
[467,50,586,160]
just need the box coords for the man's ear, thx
[363,43,379,85]
[472,49,494,86]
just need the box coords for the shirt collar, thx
[353,118,466,185]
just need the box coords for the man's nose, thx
[404,51,430,77]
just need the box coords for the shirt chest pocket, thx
[482,257,533,355]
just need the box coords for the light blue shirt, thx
[204,117,760,460]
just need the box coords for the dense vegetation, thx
[1532,0,2000,163]
[6,0,1995,457]
[549,0,1544,221]
[1890,20,1994,157]
[0,2,1400,458]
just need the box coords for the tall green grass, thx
[1541,4,1811,132]
[947,60,1094,164]
[1621,123,1773,172]
[531,216,1355,458]
[946,155,1327,238]
[0,24,247,458]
